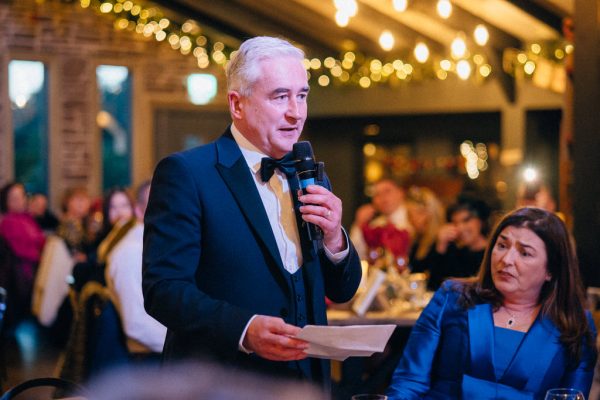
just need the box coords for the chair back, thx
[32,235,75,327]
[57,282,129,384]
[0,377,85,400]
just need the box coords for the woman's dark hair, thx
[459,207,593,364]
[100,187,133,236]
[446,195,491,235]
[0,182,24,214]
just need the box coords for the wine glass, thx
[544,388,585,400]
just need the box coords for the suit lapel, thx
[215,130,288,276]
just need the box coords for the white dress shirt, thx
[231,124,349,352]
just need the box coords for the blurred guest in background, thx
[405,186,444,274]
[351,178,413,260]
[28,193,59,232]
[516,181,557,213]
[0,182,46,328]
[106,181,166,358]
[72,187,135,290]
[387,207,597,399]
[427,195,490,290]
[56,187,92,261]
[95,187,135,265]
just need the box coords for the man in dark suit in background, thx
[142,36,362,387]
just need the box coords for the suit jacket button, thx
[280,308,289,318]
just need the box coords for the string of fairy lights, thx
[79,0,573,90]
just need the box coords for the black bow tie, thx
[260,152,297,182]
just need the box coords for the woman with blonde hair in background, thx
[406,186,445,274]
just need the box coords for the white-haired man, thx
[142,36,362,387]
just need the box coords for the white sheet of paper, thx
[295,324,396,361]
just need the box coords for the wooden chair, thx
[56,282,129,385]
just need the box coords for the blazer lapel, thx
[468,303,496,381]
[215,130,287,276]
[500,316,561,392]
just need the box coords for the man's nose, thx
[286,99,301,119]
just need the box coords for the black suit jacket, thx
[142,129,362,383]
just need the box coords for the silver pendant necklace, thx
[506,309,517,327]
[502,306,536,328]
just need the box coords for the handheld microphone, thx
[293,141,324,242]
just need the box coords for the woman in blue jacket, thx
[387,207,597,399]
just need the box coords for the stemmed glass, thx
[544,388,585,400]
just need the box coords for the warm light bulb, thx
[414,42,429,63]
[565,44,574,54]
[437,0,452,19]
[479,64,492,77]
[334,0,357,17]
[393,0,408,12]
[335,11,350,27]
[456,60,471,80]
[524,61,536,75]
[451,36,467,59]
[523,167,538,182]
[440,59,452,71]
[474,24,489,46]
[379,30,395,51]
[318,75,330,86]
[100,2,113,13]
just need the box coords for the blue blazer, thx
[387,282,597,399]
[142,129,362,383]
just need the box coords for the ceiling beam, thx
[505,0,564,32]
[287,0,403,59]
[452,0,561,42]
[360,0,455,51]
[410,0,521,49]
[235,0,394,59]
[152,0,344,57]
[531,0,574,18]
[151,0,246,46]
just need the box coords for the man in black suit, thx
[142,36,362,386]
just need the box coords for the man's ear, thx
[228,91,243,119]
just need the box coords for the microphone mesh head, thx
[293,141,315,172]
[293,141,314,160]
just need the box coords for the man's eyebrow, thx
[271,88,289,95]
[270,86,310,95]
